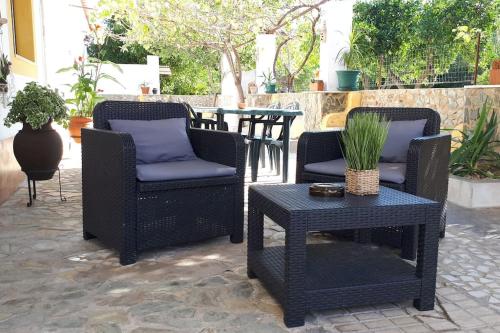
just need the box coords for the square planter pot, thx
[448,175,500,208]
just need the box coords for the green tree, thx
[87,18,149,64]
[97,0,328,101]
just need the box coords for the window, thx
[11,0,35,61]
[7,0,37,78]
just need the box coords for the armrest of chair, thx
[406,133,451,203]
[190,128,245,179]
[81,128,137,254]
[296,130,343,183]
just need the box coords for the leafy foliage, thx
[59,25,123,117]
[335,29,371,70]
[87,18,149,64]
[4,82,68,130]
[341,113,389,171]
[0,53,11,84]
[449,100,499,179]
[352,0,499,88]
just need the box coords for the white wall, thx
[255,34,276,93]
[97,56,160,95]
[319,0,354,91]
[0,0,48,140]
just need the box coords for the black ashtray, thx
[309,183,345,198]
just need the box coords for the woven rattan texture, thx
[247,183,440,328]
[82,101,245,265]
[296,107,450,259]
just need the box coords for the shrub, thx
[4,82,68,130]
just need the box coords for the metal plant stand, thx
[26,168,66,207]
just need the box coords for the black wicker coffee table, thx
[247,183,440,328]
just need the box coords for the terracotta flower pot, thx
[237,102,246,109]
[345,168,379,195]
[309,80,324,91]
[140,86,150,95]
[68,116,92,143]
[13,120,63,181]
[489,60,500,85]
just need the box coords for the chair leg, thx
[251,141,261,182]
[275,146,281,176]
[260,144,266,168]
[83,230,95,240]
[268,144,274,171]
[120,250,137,266]
[245,143,250,167]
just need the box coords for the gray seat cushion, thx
[108,118,196,164]
[304,158,406,184]
[136,159,236,182]
[381,119,427,163]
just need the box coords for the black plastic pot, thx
[13,120,63,181]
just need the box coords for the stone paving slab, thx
[1,168,500,332]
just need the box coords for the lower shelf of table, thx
[248,242,422,310]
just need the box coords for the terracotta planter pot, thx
[68,116,92,143]
[489,60,500,85]
[309,80,324,91]
[13,120,63,181]
[140,86,150,94]
[237,102,246,109]
[345,168,379,195]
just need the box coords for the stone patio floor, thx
[1,165,500,333]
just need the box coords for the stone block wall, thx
[359,88,465,130]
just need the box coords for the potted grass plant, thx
[341,113,389,195]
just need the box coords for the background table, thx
[193,107,303,183]
[247,183,440,328]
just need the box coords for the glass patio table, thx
[193,107,303,183]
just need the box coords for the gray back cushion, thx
[108,118,196,164]
[381,119,427,163]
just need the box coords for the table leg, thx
[414,206,440,310]
[282,116,291,183]
[216,113,225,131]
[284,218,307,327]
[247,192,264,279]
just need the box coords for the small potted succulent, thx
[4,82,68,181]
[140,81,150,95]
[341,113,389,195]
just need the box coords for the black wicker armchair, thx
[82,101,245,265]
[296,107,451,259]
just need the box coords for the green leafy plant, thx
[335,30,369,70]
[58,24,123,117]
[449,100,499,179]
[0,53,11,84]
[341,113,389,170]
[4,82,68,130]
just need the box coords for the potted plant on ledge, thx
[260,70,277,94]
[4,82,68,181]
[447,100,499,208]
[140,81,150,95]
[335,30,365,91]
[341,113,389,195]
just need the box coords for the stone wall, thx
[359,88,466,130]
[464,86,500,140]
[102,86,499,140]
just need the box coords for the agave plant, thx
[449,99,499,179]
[341,113,389,171]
